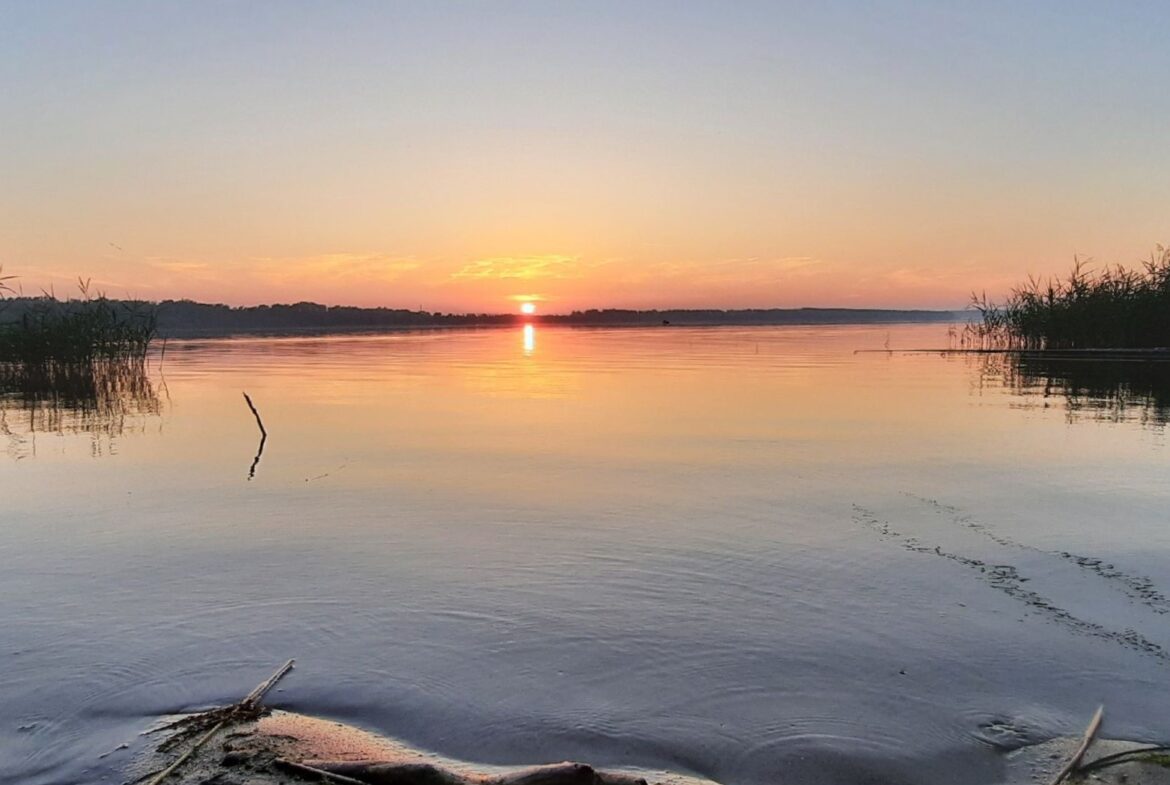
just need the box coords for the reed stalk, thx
[966,246,1170,350]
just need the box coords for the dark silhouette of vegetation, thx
[0,277,156,363]
[1,297,962,336]
[0,273,160,455]
[543,307,960,327]
[968,246,1170,349]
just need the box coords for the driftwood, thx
[144,720,228,785]
[137,663,674,785]
[275,759,371,785]
[304,761,649,785]
[1079,744,1170,775]
[143,659,295,785]
[242,391,268,439]
[244,658,295,705]
[1049,705,1104,785]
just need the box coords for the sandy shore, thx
[1004,736,1170,785]
[126,708,1170,785]
[128,710,719,785]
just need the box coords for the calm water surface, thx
[2,324,1169,785]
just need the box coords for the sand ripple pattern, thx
[903,493,1170,615]
[853,500,1170,663]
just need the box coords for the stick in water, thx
[145,660,295,785]
[243,658,295,707]
[243,391,268,480]
[274,759,371,785]
[242,391,267,438]
[144,718,229,785]
[1050,705,1104,785]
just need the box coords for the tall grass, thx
[0,277,156,363]
[0,274,159,450]
[967,246,1170,350]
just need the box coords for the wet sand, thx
[130,709,1170,785]
[129,710,719,785]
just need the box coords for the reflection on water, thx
[0,359,161,457]
[6,325,1170,785]
[978,352,1170,427]
[522,323,535,356]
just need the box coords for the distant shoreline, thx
[155,310,968,340]
[0,297,969,338]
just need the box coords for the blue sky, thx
[2,1,1168,309]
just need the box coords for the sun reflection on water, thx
[522,324,535,356]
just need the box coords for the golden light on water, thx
[522,324,535,355]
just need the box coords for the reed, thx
[966,246,1170,349]
[0,276,156,364]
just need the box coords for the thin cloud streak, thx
[451,255,582,281]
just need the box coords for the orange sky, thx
[3,4,1168,312]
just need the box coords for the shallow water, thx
[2,324,1169,785]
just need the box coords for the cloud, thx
[451,255,581,281]
[625,256,830,286]
[864,261,987,293]
[148,260,216,275]
[249,253,423,283]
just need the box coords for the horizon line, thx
[3,293,971,316]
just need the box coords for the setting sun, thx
[520,302,536,315]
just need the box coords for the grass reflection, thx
[0,358,161,456]
[979,352,1170,427]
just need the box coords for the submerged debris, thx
[139,659,294,784]
[133,663,713,785]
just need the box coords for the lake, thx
[2,324,1168,785]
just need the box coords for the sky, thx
[1,1,1168,312]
